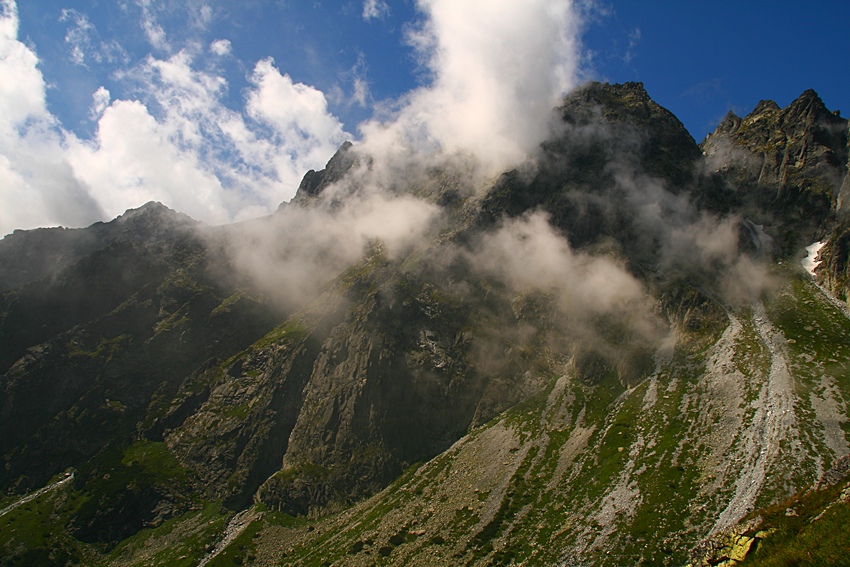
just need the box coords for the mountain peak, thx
[287,141,358,206]
[749,99,780,116]
[784,87,841,123]
[700,86,849,255]
[96,200,200,244]
[113,201,195,225]
[118,200,170,217]
[798,87,821,101]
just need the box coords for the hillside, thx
[1,82,849,566]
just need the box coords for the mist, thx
[214,76,777,378]
[218,169,443,309]
[3,0,778,366]
[213,0,591,310]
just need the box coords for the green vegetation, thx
[121,440,191,484]
[0,486,90,566]
[222,318,311,371]
[211,290,245,316]
[206,520,263,567]
[740,479,850,566]
[67,334,130,360]
[105,503,230,567]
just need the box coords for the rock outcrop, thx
[701,89,848,255]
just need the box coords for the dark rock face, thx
[165,249,533,514]
[0,204,281,498]
[818,220,850,301]
[481,82,702,259]
[289,141,358,203]
[698,90,850,308]
[703,90,847,197]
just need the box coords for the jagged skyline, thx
[2,0,849,237]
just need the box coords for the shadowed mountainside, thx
[1,82,850,566]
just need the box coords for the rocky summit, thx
[2,82,850,566]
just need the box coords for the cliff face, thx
[702,90,847,198]
[2,83,850,566]
[701,90,848,255]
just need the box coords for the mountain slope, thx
[1,83,850,566]
[195,272,849,567]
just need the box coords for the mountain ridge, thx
[2,81,850,566]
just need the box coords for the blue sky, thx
[2,0,848,235]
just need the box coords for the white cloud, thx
[90,86,110,119]
[0,0,104,235]
[0,0,588,237]
[60,9,94,65]
[66,52,349,224]
[362,0,390,21]
[210,38,231,57]
[359,0,581,178]
[0,1,47,127]
[0,1,351,235]
[246,58,348,167]
[66,98,229,223]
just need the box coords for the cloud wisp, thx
[362,0,390,22]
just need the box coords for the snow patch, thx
[802,241,825,277]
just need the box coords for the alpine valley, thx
[2,82,850,566]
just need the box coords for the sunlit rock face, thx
[701,89,849,256]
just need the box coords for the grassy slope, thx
[212,274,850,567]
[2,274,848,566]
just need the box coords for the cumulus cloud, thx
[360,0,581,179]
[246,58,348,165]
[65,52,349,225]
[0,0,105,234]
[0,1,351,235]
[0,0,590,236]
